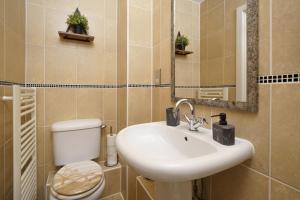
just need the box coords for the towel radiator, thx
[2,85,37,200]
[198,87,228,101]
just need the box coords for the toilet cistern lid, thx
[52,160,103,196]
[51,119,102,132]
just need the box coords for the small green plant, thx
[66,8,89,33]
[175,32,189,50]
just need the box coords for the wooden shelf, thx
[175,49,193,55]
[58,31,94,42]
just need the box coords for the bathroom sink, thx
[116,122,254,182]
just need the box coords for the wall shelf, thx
[175,49,193,55]
[58,31,94,42]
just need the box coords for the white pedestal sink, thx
[116,122,254,200]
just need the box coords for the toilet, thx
[49,119,105,200]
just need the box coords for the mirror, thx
[171,0,258,112]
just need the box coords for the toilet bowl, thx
[48,119,105,200]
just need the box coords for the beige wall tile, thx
[153,5,160,46]
[36,88,45,126]
[103,52,117,85]
[129,6,151,46]
[37,127,45,167]
[206,57,223,86]
[102,167,121,197]
[5,28,25,83]
[78,0,104,17]
[5,0,25,37]
[130,0,152,10]
[272,0,300,74]
[117,88,127,131]
[3,87,13,142]
[26,45,45,84]
[272,84,300,188]
[105,19,117,53]
[105,0,118,21]
[0,87,4,146]
[27,3,44,46]
[271,180,300,200]
[128,165,139,200]
[160,38,171,84]
[0,143,3,198]
[211,165,268,200]
[76,88,103,119]
[46,0,79,10]
[4,140,13,200]
[207,30,224,60]
[45,46,77,84]
[128,88,152,125]
[103,89,117,121]
[259,0,270,75]
[0,0,3,21]
[37,166,45,200]
[207,2,224,35]
[223,56,236,85]
[45,127,55,168]
[129,46,152,84]
[77,48,104,84]
[45,88,76,126]
[137,178,152,200]
[207,0,223,11]
[0,21,4,81]
[160,0,171,41]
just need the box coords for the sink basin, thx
[116,122,254,200]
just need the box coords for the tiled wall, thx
[25,0,120,199]
[0,0,26,199]
[151,0,300,199]
[127,0,153,126]
[175,0,200,98]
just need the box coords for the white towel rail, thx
[2,85,37,200]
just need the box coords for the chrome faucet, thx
[174,99,207,131]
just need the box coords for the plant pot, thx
[176,44,186,51]
[74,24,84,34]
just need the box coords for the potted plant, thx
[66,8,89,34]
[175,32,189,51]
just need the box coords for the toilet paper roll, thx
[107,134,117,146]
[106,134,118,166]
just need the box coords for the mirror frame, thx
[171,0,258,112]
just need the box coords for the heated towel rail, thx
[2,85,37,200]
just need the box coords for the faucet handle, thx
[184,114,206,131]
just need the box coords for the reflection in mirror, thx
[174,0,247,102]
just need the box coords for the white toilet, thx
[49,119,105,200]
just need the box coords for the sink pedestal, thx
[155,181,192,200]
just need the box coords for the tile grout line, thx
[268,0,272,199]
[126,1,130,199]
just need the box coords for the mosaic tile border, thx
[258,73,300,84]
[0,81,171,88]
[1,74,299,88]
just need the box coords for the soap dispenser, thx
[211,113,235,145]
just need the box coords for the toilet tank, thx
[51,119,102,166]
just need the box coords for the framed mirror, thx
[171,0,258,112]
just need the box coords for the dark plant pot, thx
[176,44,186,51]
[74,24,84,34]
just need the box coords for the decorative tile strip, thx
[2,74,299,88]
[25,83,120,88]
[258,73,300,84]
[0,80,24,86]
